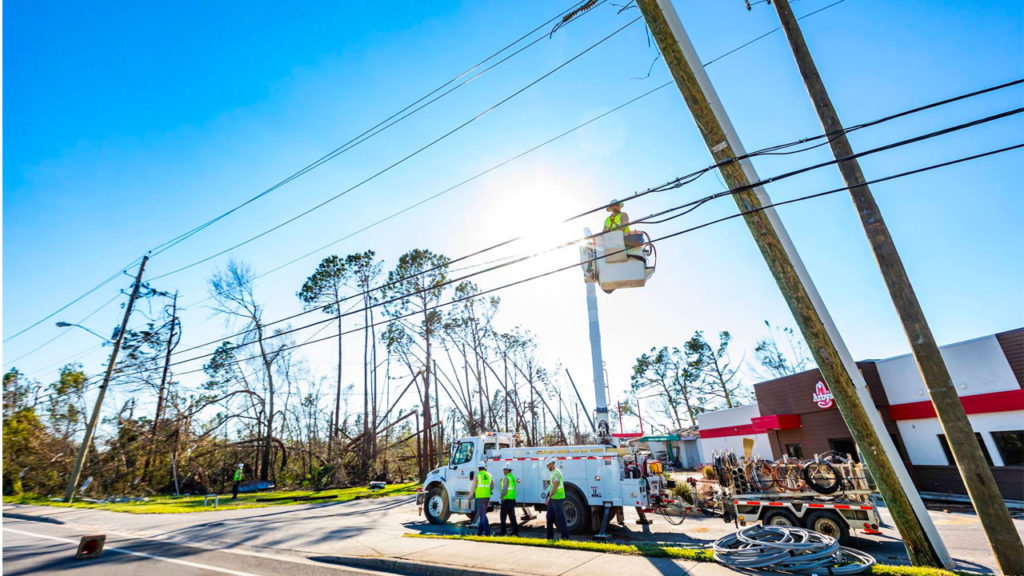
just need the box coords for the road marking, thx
[3,527,263,576]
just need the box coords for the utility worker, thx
[470,463,494,536]
[603,200,630,235]
[544,459,569,541]
[498,464,519,536]
[232,464,244,500]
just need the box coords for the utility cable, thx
[127,141,1021,381]
[166,100,1023,359]
[149,16,643,282]
[146,0,602,257]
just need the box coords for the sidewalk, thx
[316,535,736,576]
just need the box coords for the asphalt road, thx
[3,494,1021,574]
[2,515,389,576]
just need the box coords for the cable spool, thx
[713,525,875,574]
[802,460,841,495]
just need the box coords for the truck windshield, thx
[451,442,474,465]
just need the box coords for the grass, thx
[403,533,967,576]
[3,482,418,514]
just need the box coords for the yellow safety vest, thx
[603,212,631,235]
[475,470,492,499]
[549,468,565,500]
[503,473,517,500]
[233,469,243,482]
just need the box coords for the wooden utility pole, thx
[633,0,951,567]
[142,290,178,483]
[64,255,149,502]
[770,1,1024,570]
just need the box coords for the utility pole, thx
[64,255,149,502]
[769,1,1024,570]
[633,1,951,567]
[142,290,178,483]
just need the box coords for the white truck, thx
[417,431,668,534]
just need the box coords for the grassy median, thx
[3,482,418,514]
[403,533,965,576]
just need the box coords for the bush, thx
[702,465,716,480]
[671,481,694,504]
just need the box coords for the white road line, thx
[3,526,263,576]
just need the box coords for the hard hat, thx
[546,459,557,467]
[237,463,244,469]
[606,199,623,212]
[502,464,513,471]
[478,462,487,469]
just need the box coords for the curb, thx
[310,555,521,576]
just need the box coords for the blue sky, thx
[4,0,1022,430]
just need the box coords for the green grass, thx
[403,533,966,576]
[3,483,418,514]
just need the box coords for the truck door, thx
[448,440,478,513]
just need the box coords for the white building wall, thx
[875,335,1018,404]
[697,404,772,460]
[897,411,1024,466]
[876,334,1022,466]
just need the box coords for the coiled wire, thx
[713,525,875,574]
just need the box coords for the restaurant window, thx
[937,433,992,466]
[785,443,803,458]
[991,430,1023,466]
[828,438,859,462]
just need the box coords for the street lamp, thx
[55,321,116,342]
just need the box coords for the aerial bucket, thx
[581,228,656,293]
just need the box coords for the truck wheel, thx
[806,510,850,545]
[424,486,450,524]
[762,509,799,527]
[563,490,591,534]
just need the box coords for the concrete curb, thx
[310,555,521,576]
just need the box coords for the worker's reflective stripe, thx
[550,469,565,500]
[475,471,492,499]
[503,473,517,500]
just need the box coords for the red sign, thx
[813,381,834,409]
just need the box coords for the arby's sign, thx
[813,381,834,409]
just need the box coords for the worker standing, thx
[499,464,519,536]
[603,200,630,234]
[470,463,494,536]
[544,460,569,541]
[232,464,244,500]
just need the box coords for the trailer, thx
[725,491,883,545]
[417,432,667,534]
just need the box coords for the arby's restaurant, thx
[695,328,1024,500]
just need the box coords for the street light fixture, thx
[55,321,115,342]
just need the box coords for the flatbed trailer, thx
[725,490,883,545]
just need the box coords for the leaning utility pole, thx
[770,1,1024,570]
[142,290,178,483]
[64,255,149,502]
[634,0,951,567]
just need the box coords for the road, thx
[4,494,1021,574]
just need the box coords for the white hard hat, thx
[546,459,557,466]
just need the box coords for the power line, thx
[148,16,644,281]
[2,0,601,348]
[146,113,1024,377]
[3,0,849,350]
[4,290,124,368]
[147,142,1023,381]
[147,0,605,258]
[165,90,1023,360]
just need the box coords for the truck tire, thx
[424,486,451,524]
[562,489,591,535]
[805,510,850,546]
[762,509,799,528]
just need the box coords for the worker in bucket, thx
[470,462,494,536]
[544,459,569,540]
[232,463,244,500]
[498,464,519,536]
[603,200,630,234]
